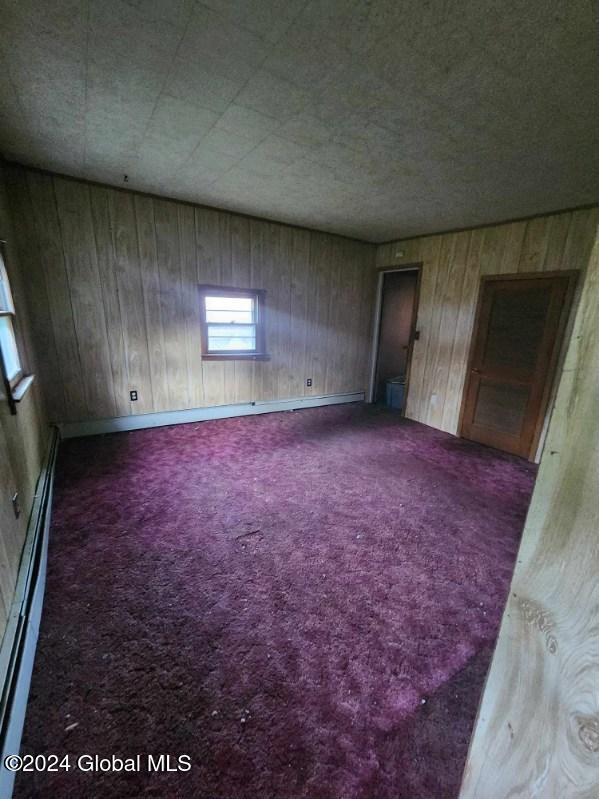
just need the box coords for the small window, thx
[198,285,269,361]
[0,249,23,391]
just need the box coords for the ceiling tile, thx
[198,0,306,43]
[177,5,270,82]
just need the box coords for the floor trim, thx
[58,392,365,439]
[0,428,58,798]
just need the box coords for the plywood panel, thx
[274,225,295,400]
[379,207,599,437]
[153,198,190,410]
[135,194,168,412]
[5,173,64,421]
[287,227,311,398]
[24,171,86,420]
[306,233,333,397]
[179,203,204,409]
[88,187,130,417]
[324,240,347,396]
[426,232,470,431]
[440,229,485,432]
[106,188,154,415]
[459,220,599,799]
[53,177,116,419]
[0,163,49,651]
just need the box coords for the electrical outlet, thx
[130,390,138,401]
[11,492,20,519]
[306,378,312,387]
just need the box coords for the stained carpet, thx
[15,404,536,799]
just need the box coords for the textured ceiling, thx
[0,0,598,242]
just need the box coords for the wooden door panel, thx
[460,274,575,458]
[482,283,553,378]
[472,380,530,436]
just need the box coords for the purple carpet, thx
[16,404,535,799]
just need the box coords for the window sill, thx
[12,373,34,402]
[202,353,271,362]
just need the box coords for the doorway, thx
[371,268,420,409]
[459,272,577,459]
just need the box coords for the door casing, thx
[368,265,422,408]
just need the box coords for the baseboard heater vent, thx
[59,392,365,439]
[0,428,58,798]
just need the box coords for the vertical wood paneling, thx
[0,163,49,652]
[153,199,189,410]
[135,194,167,412]
[459,221,599,799]
[379,208,599,437]
[88,187,130,417]
[288,227,311,398]
[518,215,551,272]
[7,172,65,420]
[339,242,365,394]
[107,189,154,415]
[25,171,87,419]
[496,221,527,274]
[179,203,204,409]
[440,229,485,432]
[53,178,116,418]
[8,166,377,424]
[276,226,295,400]
[324,240,346,396]
[426,232,471,431]
[541,212,571,272]
[306,233,334,396]
[260,222,283,403]
[562,207,599,270]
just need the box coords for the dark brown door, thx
[460,274,575,458]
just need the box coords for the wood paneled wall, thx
[459,220,599,798]
[0,163,48,641]
[6,165,376,424]
[376,208,599,437]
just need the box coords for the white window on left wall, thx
[0,246,32,408]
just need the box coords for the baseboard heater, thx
[59,391,365,439]
[0,428,58,798]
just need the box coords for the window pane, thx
[208,336,256,351]
[0,257,15,314]
[0,316,21,380]
[207,323,256,352]
[207,324,255,338]
[205,309,253,323]
[205,296,253,312]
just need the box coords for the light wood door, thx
[460,273,575,458]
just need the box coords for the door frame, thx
[368,264,422,407]
[458,270,579,460]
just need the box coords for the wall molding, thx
[59,392,366,439]
[0,427,58,798]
